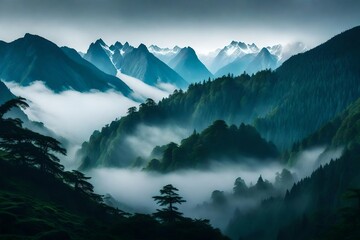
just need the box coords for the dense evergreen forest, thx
[145,120,279,172]
[218,96,360,239]
[79,26,360,169]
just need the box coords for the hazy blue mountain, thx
[245,48,278,74]
[215,54,256,77]
[215,48,278,77]
[148,45,181,64]
[0,34,132,95]
[210,41,260,72]
[168,47,213,83]
[83,39,117,75]
[119,44,188,88]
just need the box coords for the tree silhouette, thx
[0,97,29,143]
[0,97,32,163]
[30,131,66,175]
[0,97,66,175]
[152,184,186,223]
[0,97,29,118]
[63,170,94,194]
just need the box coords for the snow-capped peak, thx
[148,45,182,64]
[148,45,181,56]
[222,41,259,57]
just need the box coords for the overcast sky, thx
[0,0,359,53]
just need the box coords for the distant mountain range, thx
[0,34,132,95]
[84,40,188,89]
[149,41,305,80]
[0,33,305,98]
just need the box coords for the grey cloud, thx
[0,0,359,53]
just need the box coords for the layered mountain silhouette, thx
[168,47,213,83]
[84,40,188,89]
[215,48,278,77]
[0,34,132,95]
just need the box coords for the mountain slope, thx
[286,96,360,166]
[120,44,188,88]
[168,47,213,83]
[245,48,278,74]
[0,81,15,104]
[255,25,360,148]
[0,34,132,95]
[215,54,256,77]
[83,39,117,75]
[215,48,278,77]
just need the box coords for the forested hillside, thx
[145,120,278,172]
[79,26,360,169]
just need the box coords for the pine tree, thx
[152,184,186,223]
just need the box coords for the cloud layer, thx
[5,81,137,145]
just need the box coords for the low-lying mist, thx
[88,145,343,231]
[88,162,283,213]
[6,81,138,144]
[125,124,190,158]
[5,81,140,168]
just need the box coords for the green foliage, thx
[287,97,360,165]
[146,120,278,172]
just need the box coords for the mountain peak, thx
[138,43,149,52]
[182,46,196,55]
[23,33,48,43]
[238,42,247,49]
[259,47,271,55]
[149,45,161,51]
[95,38,106,46]
[113,41,123,49]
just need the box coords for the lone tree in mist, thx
[152,184,186,223]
